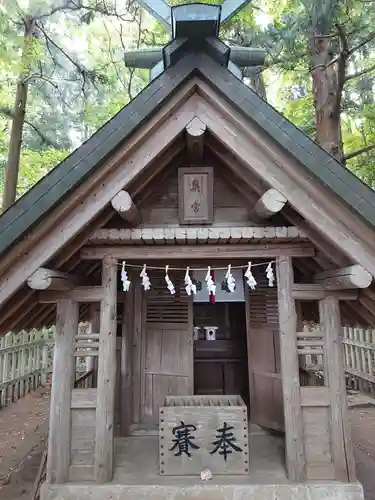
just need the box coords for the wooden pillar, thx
[276,256,306,481]
[89,303,101,387]
[94,257,118,482]
[120,282,134,436]
[47,299,78,483]
[319,296,356,481]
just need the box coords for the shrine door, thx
[245,269,284,431]
[141,271,193,425]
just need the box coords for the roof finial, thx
[137,0,253,30]
[126,1,264,81]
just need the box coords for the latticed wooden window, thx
[248,266,278,330]
[146,270,191,324]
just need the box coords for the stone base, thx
[42,482,364,500]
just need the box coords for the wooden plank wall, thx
[69,388,97,481]
[284,275,355,481]
[138,166,256,227]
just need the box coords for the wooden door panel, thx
[143,325,192,424]
[245,267,284,431]
[141,270,193,425]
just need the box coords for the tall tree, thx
[0,0,143,211]
[230,0,375,164]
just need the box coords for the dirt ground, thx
[0,386,49,498]
[0,391,374,500]
[351,407,375,500]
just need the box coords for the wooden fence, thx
[343,326,375,397]
[0,329,54,408]
[1,325,374,409]
[0,326,96,409]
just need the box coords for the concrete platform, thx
[41,428,364,500]
[41,481,364,500]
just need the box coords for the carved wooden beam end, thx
[314,265,372,290]
[186,117,206,164]
[252,188,287,220]
[27,267,84,291]
[111,190,141,226]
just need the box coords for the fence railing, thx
[0,326,96,409]
[343,326,375,397]
[1,324,375,408]
[0,329,54,408]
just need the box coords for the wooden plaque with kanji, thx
[178,167,213,224]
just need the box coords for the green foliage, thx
[0,0,149,203]
[17,148,70,196]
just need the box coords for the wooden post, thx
[319,297,356,481]
[276,256,306,481]
[121,283,134,436]
[47,298,78,483]
[41,330,49,385]
[94,257,118,483]
[88,303,100,387]
[20,335,27,396]
[1,335,10,407]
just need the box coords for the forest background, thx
[1,0,375,211]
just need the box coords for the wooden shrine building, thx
[0,2,373,499]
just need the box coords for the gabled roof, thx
[1,51,375,261]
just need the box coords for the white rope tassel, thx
[205,266,216,297]
[165,265,175,295]
[266,262,275,287]
[140,264,151,291]
[121,261,131,292]
[244,262,257,290]
[225,264,236,293]
[184,267,197,296]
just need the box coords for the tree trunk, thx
[2,17,35,212]
[248,67,267,101]
[308,30,344,160]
